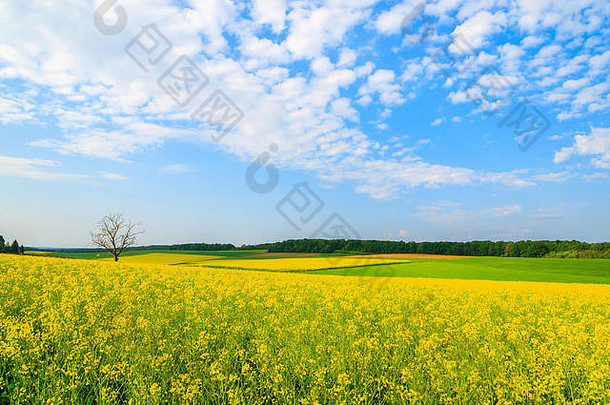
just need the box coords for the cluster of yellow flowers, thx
[96,252,406,270]
[199,256,408,271]
[101,253,223,266]
[0,255,609,404]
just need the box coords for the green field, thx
[313,256,610,284]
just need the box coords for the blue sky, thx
[0,0,609,247]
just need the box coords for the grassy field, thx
[1,254,610,404]
[313,256,610,284]
[196,256,410,271]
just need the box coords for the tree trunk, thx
[114,255,118,262]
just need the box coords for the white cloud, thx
[374,0,417,35]
[400,59,424,82]
[160,164,196,174]
[589,50,610,73]
[251,0,287,34]
[521,36,545,48]
[452,11,507,49]
[31,121,201,160]
[531,171,574,183]
[554,127,610,168]
[99,171,127,181]
[354,61,375,78]
[284,3,373,59]
[330,98,359,122]
[0,92,36,124]
[498,43,525,74]
[583,172,608,182]
[0,156,86,181]
[239,36,291,69]
[311,56,334,76]
[413,201,523,224]
[562,78,590,91]
[481,171,535,188]
[358,69,405,106]
[573,82,610,112]
[0,0,601,201]
[516,0,606,36]
[490,204,522,217]
[337,48,358,67]
[430,117,444,126]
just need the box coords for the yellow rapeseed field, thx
[101,253,223,266]
[22,251,49,256]
[1,255,610,404]
[199,256,409,271]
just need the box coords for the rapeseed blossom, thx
[1,255,609,404]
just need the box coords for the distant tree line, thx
[39,243,238,254]
[168,243,236,251]
[0,235,25,255]
[127,243,236,251]
[27,239,610,259]
[240,239,610,259]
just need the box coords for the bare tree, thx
[91,213,143,261]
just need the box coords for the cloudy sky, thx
[0,0,609,247]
